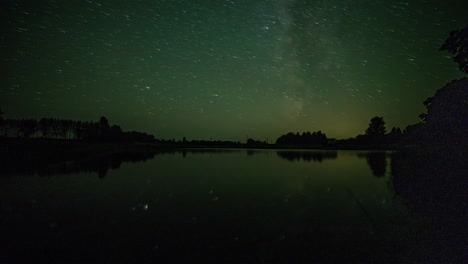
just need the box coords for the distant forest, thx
[0,116,154,143]
[0,109,404,146]
[275,118,404,146]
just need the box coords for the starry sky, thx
[1,0,466,141]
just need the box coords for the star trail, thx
[1,0,466,140]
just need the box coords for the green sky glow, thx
[1,0,466,140]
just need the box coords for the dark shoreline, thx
[0,138,398,177]
[0,138,467,174]
[0,137,403,151]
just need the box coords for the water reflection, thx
[390,149,466,264]
[1,149,393,178]
[0,148,465,263]
[391,149,466,218]
[0,151,155,177]
[357,152,388,177]
[276,150,337,162]
[246,149,257,156]
[0,149,238,177]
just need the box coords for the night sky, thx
[1,0,466,141]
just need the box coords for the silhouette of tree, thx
[246,138,267,146]
[98,116,110,140]
[99,116,109,130]
[38,118,50,138]
[424,26,468,145]
[0,119,16,137]
[403,28,468,146]
[364,116,386,143]
[276,130,327,145]
[83,121,100,141]
[107,125,123,141]
[18,119,37,138]
[0,108,5,135]
[440,26,468,73]
[390,127,401,135]
[0,115,156,143]
[366,117,386,137]
[402,122,424,144]
[418,78,467,145]
[385,127,403,144]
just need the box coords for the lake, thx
[0,149,465,263]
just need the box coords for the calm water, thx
[0,149,464,263]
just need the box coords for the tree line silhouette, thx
[274,118,405,147]
[276,131,327,145]
[0,116,154,142]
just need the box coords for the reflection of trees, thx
[276,151,337,162]
[0,149,241,177]
[358,152,387,177]
[391,149,466,263]
[0,152,156,178]
[391,149,466,218]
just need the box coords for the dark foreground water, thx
[0,149,465,263]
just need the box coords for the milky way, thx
[1,0,466,140]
